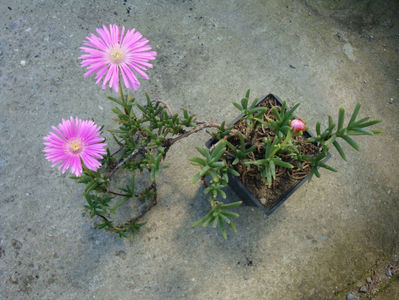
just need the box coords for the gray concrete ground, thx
[1,0,398,299]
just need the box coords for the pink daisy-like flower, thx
[79,24,157,92]
[43,117,107,177]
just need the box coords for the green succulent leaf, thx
[341,135,360,151]
[318,162,337,172]
[191,172,202,184]
[245,89,250,99]
[332,141,346,161]
[232,102,243,111]
[218,217,227,239]
[316,121,321,136]
[347,128,374,136]
[338,108,345,131]
[221,210,240,218]
[287,103,300,116]
[241,97,248,110]
[188,157,207,166]
[348,102,361,126]
[221,201,243,209]
[272,107,282,122]
[228,168,240,177]
[107,96,124,106]
[273,158,293,169]
[356,120,381,128]
[192,210,213,227]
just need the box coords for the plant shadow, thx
[168,178,289,276]
[131,176,290,298]
[60,191,126,290]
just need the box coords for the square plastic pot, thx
[206,93,330,215]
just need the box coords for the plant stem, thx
[152,100,174,116]
[107,146,146,178]
[163,121,221,148]
[119,80,124,103]
[108,190,129,197]
[118,73,129,115]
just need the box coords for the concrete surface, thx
[1,0,398,299]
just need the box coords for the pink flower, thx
[43,117,107,177]
[80,24,157,92]
[290,118,306,133]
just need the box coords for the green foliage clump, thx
[73,90,198,240]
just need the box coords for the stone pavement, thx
[0,0,398,299]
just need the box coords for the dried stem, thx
[108,190,129,197]
[97,182,157,233]
[152,99,174,116]
[107,146,146,178]
[164,121,221,148]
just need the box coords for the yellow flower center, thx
[69,140,82,155]
[109,46,125,64]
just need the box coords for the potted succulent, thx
[43,24,381,240]
[204,93,331,216]
[189,91,381,238]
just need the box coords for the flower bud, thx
[290,118,306,133]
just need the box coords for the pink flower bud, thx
[290,118,306,133]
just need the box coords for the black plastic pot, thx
[206,93,330,215]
